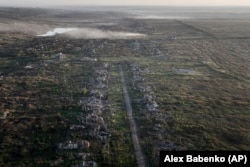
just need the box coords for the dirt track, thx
[119,65,146,167]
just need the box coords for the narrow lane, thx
[119,65,146,167]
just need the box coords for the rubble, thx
[157,141,184,151]
[77,140,90,149]
[51,159,64,166]
[89,90,103,99]
[59,141,78,150]
[70,125,85,130]
[75,152,90,160]
[25,65,33,69]
[64,64,110,166]
[93,69,108,89]
[146,101,159,112]
[130,63,159,112]
[58,140,90,150]
[72,161,97,167]
[0,111,9,119]
[81,57,97,62]
[57,52,66,60]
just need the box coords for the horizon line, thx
[1,5,250,8]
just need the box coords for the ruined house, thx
[77,140,90,149]
[89,90,103,99]
[58,141,78,150]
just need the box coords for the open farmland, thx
[0,7,249,167]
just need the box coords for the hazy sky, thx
[1,0,250,7]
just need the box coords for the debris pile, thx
[63,63,110,167]
[131,63,158,112]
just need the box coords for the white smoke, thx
[0,22,146,39]
[65,28,146,39]
[37,28,77,37]
[0,22,50,35]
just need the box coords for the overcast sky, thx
[1,0,250,7]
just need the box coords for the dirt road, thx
[119,65,146,167]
